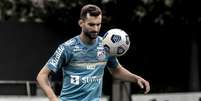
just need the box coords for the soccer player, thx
[36,4,150,101]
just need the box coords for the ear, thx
[78,19,84,27]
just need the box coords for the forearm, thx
[37,74,57,100]
[109,65,150,94]
[110,65,142,83]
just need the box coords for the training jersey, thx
[46,35,119,101]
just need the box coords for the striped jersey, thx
[47,35,119,101]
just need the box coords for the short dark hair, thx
[80,4,102,20]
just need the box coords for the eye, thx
[97,23,101,26]
[88,23,95,26]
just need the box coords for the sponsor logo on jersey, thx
[70,62,107,70]
[64,38,76,46]
[73,45,82,52]
[86,63,96,69]
[70,75,80,85]
[70,75,102,85]
[81,76,102,84]
[50,46,64,67]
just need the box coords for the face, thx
[80,13,102,39]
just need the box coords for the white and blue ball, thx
[102,28,130,56]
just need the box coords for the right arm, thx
[37,44,68,101]
[36,65,58,101]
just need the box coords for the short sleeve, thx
[46,44,68,73]
[106,56,119,68]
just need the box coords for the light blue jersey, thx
[46,35,119,101]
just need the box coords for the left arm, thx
[108,64,150,94]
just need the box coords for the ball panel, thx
[103,32,108,39]
[125,35,130,45]
[111,34,121,43]
[104,44,110,53]
[117,46,125,55]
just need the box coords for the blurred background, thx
[0,0,201,101]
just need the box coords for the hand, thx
[136,77,150,94]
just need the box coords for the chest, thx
[71,45,107,62]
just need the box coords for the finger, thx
[137,80,144,89]
[144,82,150,94]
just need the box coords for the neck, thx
[80,32,96,45]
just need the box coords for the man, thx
[36,4,150,101]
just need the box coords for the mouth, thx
[84,31,98,39]
[90,32,98,39]
[90,32,97,35]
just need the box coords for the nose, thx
[93,25,99,33]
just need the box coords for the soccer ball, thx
[102,28,130,56]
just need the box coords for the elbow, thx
[36,71,46,84]
[36,66,49,83]
[36,73,41,84]
[109,66,123,79]
[36,72,47,88]
[110,70,119,79]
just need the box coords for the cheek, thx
[82,24,87,30]
[84,25,93,31]
[83,27,90,33]
[98,25,101,29]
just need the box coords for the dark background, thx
[0,0,201,95]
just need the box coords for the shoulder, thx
[63,36,79,46]
[57,36,79,53]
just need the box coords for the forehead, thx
[84,13,102,23]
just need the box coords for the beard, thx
[84,31,98,39]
